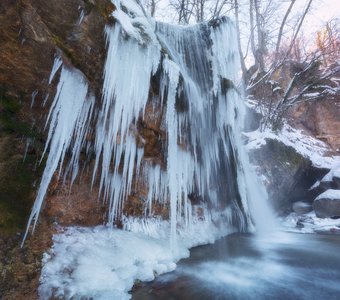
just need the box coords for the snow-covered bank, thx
[39,213,236,300]
[281,212,340,234]
[244,123,339,169]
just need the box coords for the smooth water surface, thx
[132,232,340,300]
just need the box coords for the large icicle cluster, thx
[23,60,95,242]
[26,0,273,246]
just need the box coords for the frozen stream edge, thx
[39,215,236,299]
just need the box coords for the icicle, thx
[163,57,180,249]
[30,90,38,108]
[48,55,62,84]
[91,0,161,221]
[23,66,93,243]
[26,0,274,247]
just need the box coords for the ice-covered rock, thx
[282,211,340,234]
[309,164,340,192]
[321,164,340,188]
[314,189,340,218]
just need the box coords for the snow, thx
[244,123,339,169]
[273,86,282,92]
[282,211,340,234]
[310,164,340,190]
[39,212,235,300]
[303,92,320,98]
[315,189,340,201]
[111,0,158,44]
[309,180,320,190]
[321,164,340,182]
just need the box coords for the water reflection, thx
[132,233,340,300]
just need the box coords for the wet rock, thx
[314,189,340,218]
[292,201,312,215]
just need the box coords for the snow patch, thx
[111,0,158,44]
[281,211,340,234]
[244,123,339,169]
[321,164,340,182]
[316,189,340,201]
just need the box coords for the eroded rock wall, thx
[0,0,115,297]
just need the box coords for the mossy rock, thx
[249,138,326,212]
[0,89,44,234]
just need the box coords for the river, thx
[132,232,340,300]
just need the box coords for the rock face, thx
[314,189,340,218]
[290,96,340,154]
[0,0,114,232]
[0,0,114,298]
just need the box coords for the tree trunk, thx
[274,0,296,63]
[254,0,265,73]
[234,0,248,83]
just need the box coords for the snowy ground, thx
[244,123,339,169]
[39,213,236,300]
[281,212,340,234]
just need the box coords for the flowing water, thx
[132,232,340,300]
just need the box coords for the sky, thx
[307,0,340,28]
[151,0,339,34]
[147,0,339,63]
[302,0,340,35]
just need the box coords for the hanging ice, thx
[23,64,94,242]
[25,0,274,247]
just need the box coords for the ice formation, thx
[39,216,235,299]
[25,0,273,241]
[23,63,95,243]
[22,0,278,297]
[26,0,273,267]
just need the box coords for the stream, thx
[132,232,340,300]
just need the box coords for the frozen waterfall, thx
[24,0,275,248]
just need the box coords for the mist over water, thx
[133,232,340,300]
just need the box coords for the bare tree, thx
[169,0,193,24]
[316,18,340,66]
[274,0,296,64]
[285,0,313,59]
[143,0,161,17]
[169,0,233,24]
[254,0,266,73]
[233,0,248,83]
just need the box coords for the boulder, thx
[248,138,327,211]
[292,201,312,215]
[314,189,340,218]
[330,167,340,189]
[309,165,340,197]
